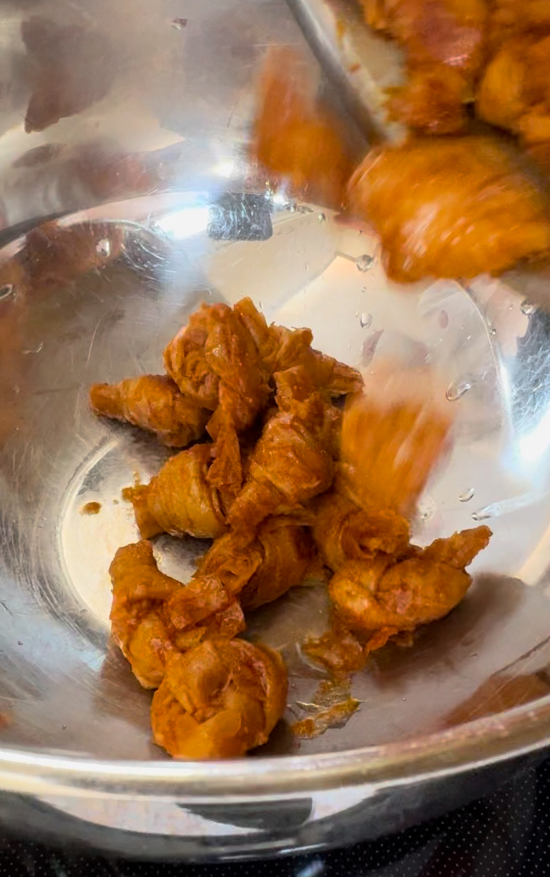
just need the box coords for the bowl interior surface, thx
[1,196,550,768]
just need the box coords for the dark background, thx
[1,754,550,876]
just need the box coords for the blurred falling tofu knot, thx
[476,36,535,135]
[347,137,550,283]
[128,445,226,540]
[386,64,471,135]
[359,0,487,134]
[340,364,454,519]
[486,0,550,55]
[251,48,354,209]
[151,639,288,759]
[90,376,209,448]
[477,32,550,165]
[329,525,492,637]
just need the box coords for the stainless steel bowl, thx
[1,0,550,861]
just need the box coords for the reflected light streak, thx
[156,206,210,240]
[518,403,550,471]
[213,160,237,178]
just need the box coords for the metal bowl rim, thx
[1,695,549,797]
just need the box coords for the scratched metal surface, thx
[1,195,550,763]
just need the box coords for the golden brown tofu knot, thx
[151,639,288,759]
[313,491,410,571]
[90,375,209,448]
[109,541,245,689]
[128,444,226,540]
[329,526,492,636]
[197,516,316,611]
[109,540,182,689]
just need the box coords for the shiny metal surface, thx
[0,0,550,860]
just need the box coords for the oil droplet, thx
[459,488,475,503]
[96,239,111,257]
[318,213,326,223]
[171,17,188,29]
[81,501,102,516]
[356,254,373,272]
[22,342,44,355]
[446,379,472,402]
[521,299,536,315]
[0,284,15,302]
[472,509,492,522]
[360,313,372,329]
